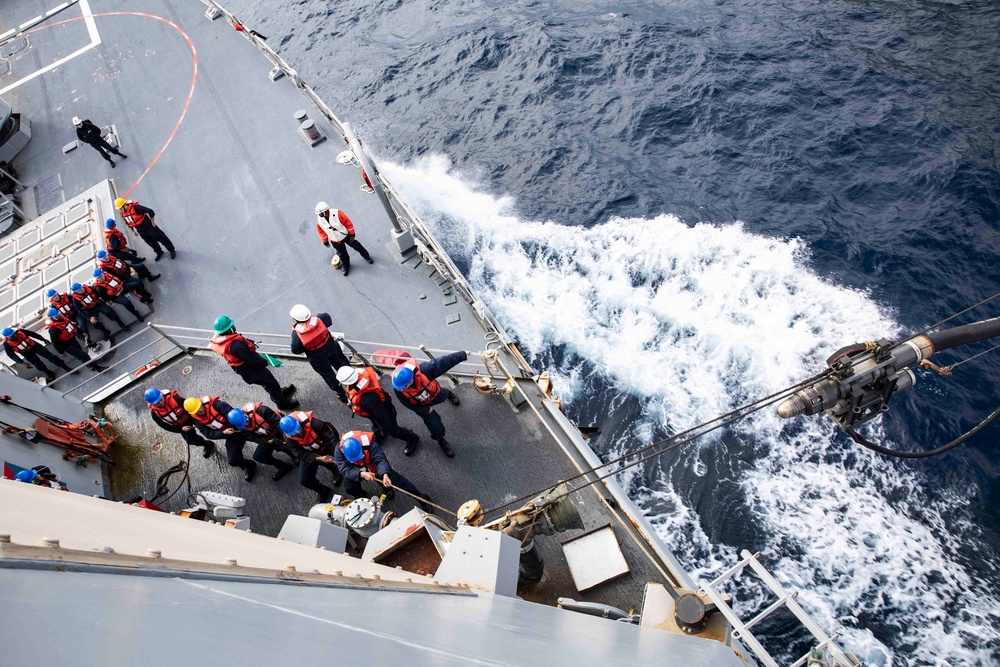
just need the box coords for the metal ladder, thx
[699,550,862,667]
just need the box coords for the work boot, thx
[201,442,216,458]
[271,462,293,481]
[404,436,420,457]
[108,160,115,168]
[446,392,461,406]
[282,384,297,397]
[119,153,127,159]
[437,439,455,458]
[243,460,257,483]
[341,266,350,277]
[154,252,164,262]
[169,250,177,259]
[315,483,332,503]
[277,397,300,411]
[90,363,108,373]
[365,256,374,264]
[148,274,162,282]
[44,371,56,383]
[336,390,348,404]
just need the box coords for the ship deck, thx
[2,0,682,610]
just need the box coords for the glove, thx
[323,240,330,247]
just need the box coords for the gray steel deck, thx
[2,0,682,611]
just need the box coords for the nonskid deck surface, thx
[3,0,675,609]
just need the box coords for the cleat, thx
[243,461,257,482]
[201,442,216,458]
[446,392,460,406]
[404,436,420,457]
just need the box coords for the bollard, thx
[297,119,326,147]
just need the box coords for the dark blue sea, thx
[234,1,1000,663]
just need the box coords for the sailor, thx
[278,411,344,502]
[390,350,468,458]
[97,249,158,283]
[288,304,350,403]
[210,316,300,410]
[114,197,177,261]
[91,268,151,322]
[44,308,107,372]
[183,396,257,482]
[46,287,105,348]
[225,407,295,481]
[73,116,126,167]
[314,202,374,277]
[335,430,432,511]
[104,218,145,262]
[2,326,72,382]
[143,387,216,458]
[70,281,126,340]
[15,466,68,491]
[336,365,420,455]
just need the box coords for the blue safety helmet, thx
[14,470,38,483]
[46,308,60,318]
[227,408,247,430]
[92,269,103,278]
[46,288,57,298]
[96,250,108,259]
[105,218,116,229]
[279,415,301,436]
[341,437,363,463]
[143,388,163,405]
[391,365,415,390]
[1,327,14,338]
[71,282,84,293]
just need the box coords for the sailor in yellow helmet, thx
[183,394,258,482]
[114,196,178,261]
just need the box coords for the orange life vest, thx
[210,332,257,367]
[71,284,102,311]
[284,410,324,451]
[4,329,36,353]
[45,316,79,342]
[50,293,76,317]
[293,315,331,351]
[341,430,376,474]
[149,391,191,426]
[104,226,129,251]
[345,367,386,418]
[242,402,276,436]
[190,396,227,429]
[93,271,125,298]
[98,255,129,277]
[121,202,147,228]
[398,361,442,405]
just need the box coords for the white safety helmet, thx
[314,201,329,215]
[289,304,310,322]
[336,366,359,386]
[72,116,82,126]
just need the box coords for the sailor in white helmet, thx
[74,116,127,167]
[314,201,374,277]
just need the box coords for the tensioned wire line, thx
[480,368,834,517]
[900,289,1000,342]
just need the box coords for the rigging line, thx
[900,290,1000,343]
[378,482,459,518]
[943,342,1000,371]
[845,405,1000,459]
[481,370,830,516]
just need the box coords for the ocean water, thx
[231,1,1000,664]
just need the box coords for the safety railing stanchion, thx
[147,322,191,354]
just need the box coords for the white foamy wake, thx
[382,154,1000,666]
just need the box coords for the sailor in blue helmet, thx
[96,247,158,283]
[390,350,469,459]
[69,281,127,341]
[15,465,67,490]
[224,407,295,481]
[279,411,343,502]
[143,387,216,459]
[2,325,72,382]
[334,430,432,512]
[44,307,107,372]
[47,287,107,347]
[90,268,152,324]
[103,217,146,264]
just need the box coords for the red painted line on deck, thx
[24,12,198,199]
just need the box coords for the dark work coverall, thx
[289,312,350,400]
[237,403,295,471]
[358,391,418,447]
[282,415,343,494]
[333,440,429,509]
[127,203,176,257]
[393,350,467,443]
[3,329,72,378]
[76,119,123,164]
[227,338,295,409]
[192,398,252,472]
[46,321,101,370]
[92,279,146,321]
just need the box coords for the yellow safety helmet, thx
[183,397,202,415]
[114,197,126,210]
